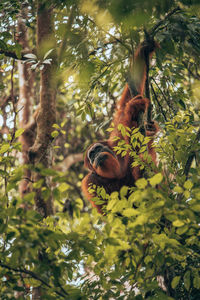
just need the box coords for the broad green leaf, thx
[184,191,190,199]
[193,273,200,289]
[43,48,54,59]
[0,144,10,154]
[174,186,183,193]
[52,124,60,129]
[190,205,200,212]
[33,179,44,189]
[51,130,59,138]
[41,168,57,176]
[24,53,37,59]
[107,127,114,132]
[15,128,24,138]
[184,270,190,291]
[171,276,181,289]
[135,178,147,189]
[173,220,185,227]
[184,180,193,190]
[123,208,138,217]
[177,225,188,235]
[58,183,69,192]
[107,199,117,211]
[149,173,163,186]
[120,186,129,197]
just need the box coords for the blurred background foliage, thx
[0,0,200,299]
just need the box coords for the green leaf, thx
[24,53,37,59]
[120,186,129,197]
[184,270,190,291]
[33,179,44,189]
[176,225,188,235]
[43,48,54,59]
[106,238,120,246]
[41,168,57,176]
[135,178,148,189]
[171,276,181,289]
[184,180,193,190]
[15,128,24,138]
[149,173,163,186]
[123,208,138,217]
[107,127,114,132]
[52,124,60,129]
[0,144,10,154]
[174,186,183,193]
[190,205,200,212]
[51,130,59,138]
[173,220,185,227]
[107,199,117,211]
[193,273,200,289]
[58,183,69,192]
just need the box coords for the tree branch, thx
[56,153,83,171]
[183,128,200,178]
[0,262,68,298]
[150,6,181,36]
[150,82,167,121]
[0,50,29,61]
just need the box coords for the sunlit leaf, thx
[171,276,181,289]
[15,128,24,138]
[149,173,163,186]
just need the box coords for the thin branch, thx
[58,5,76,64]
[183,61,200,80]
[87,17,132,53]
[0,50,28,61]
[151,77,174,116]
[150,6,181,36]
[150,82,167,121]
[56,153,83,171]
[88,40,118,57]
[0,262,68,298]
[183,128,200,178]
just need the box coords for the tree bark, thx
[17,6,35,197]
[29,2,56,217]
[30,3,57,299]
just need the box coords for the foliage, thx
[0,0,200,299]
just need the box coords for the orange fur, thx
[82,41,159,213]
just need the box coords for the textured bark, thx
[17,7,35,197]
[29,2,56,218]
[30,3,57,299]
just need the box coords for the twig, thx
[150,6,181,36]
[150,82,167,121]
[0,50,28,61]
[183,128,200,178]
[0,262,68,298]
[58,5,75,64]
[88,40,118,57]
[151,77,174,116]
[183,61,200,80]
[87,17,132,53]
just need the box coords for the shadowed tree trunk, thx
[28,2,57,298]
[29,1,56,218]
[17,5,35,198]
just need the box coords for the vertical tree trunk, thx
[17,6,35,197]
[29,1,56,218]
[29,3,57,298]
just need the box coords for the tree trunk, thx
[29,1,56,218]
[17,6,35,198]
[30,3,57,299]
